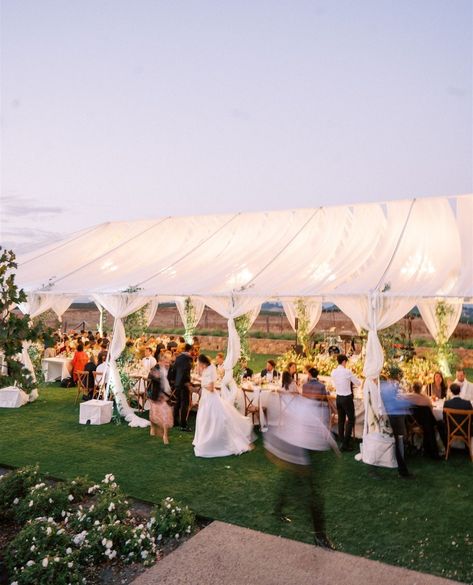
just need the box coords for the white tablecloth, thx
[79,399,113,425]
[0,386,30,408]
[42,357,73,382]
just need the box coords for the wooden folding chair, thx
[186,384,200,422]
[242,388,260,425]
[92,371,106,400]
[443,408,473,461]
[75,371,89,405]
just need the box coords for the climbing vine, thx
[183,297,197,344]
[434,300,457,376]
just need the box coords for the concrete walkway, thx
[132,521,461,585]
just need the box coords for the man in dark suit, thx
[261,359,278,380]
[302,368,328,399]
[443,383,472,441]
[241,358,253,379]
[173,344,193,431]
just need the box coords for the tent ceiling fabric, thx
[15,194,473,301]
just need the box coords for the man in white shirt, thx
[331,354,361,451]
[454,368,473,402]
[141,347,157,373]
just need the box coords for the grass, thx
[1,386,472,584]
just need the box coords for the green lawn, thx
[1,386,472,584]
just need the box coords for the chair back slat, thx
[443,408,473,462]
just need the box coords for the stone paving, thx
[132,521,462,585]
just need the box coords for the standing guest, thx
[425,371,447,400]
[177,336,186,353]
[173,343,193,431]
[331,354,360,451]
[97,343,108,363]
[380,367,412,478]
[261,359,278,381]
[141,347,157,373]
[148,356,174,444]
[71,343,89,382]
[454,369,473,402]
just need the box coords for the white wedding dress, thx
[193,364,254,458]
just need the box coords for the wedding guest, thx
[215,352,225,378]
[424,371,447,400]
[454,369,473,402]
[84,355,97,400]
[173,343,193,431]
[148,355,174,444]
[95,352,110,385]
[261,359,278,381]
[241,358,253,379]
[380,367,412,478]
[97,343,108,363]
[154,338,166,360]
[405,382,441,459]
[141,347,157,373]
[167,336,178,352]
[444,383,473,411]
[331,354,360,451]
[302,368,328,400]
[281,371,298,393]
[71,343,89,382]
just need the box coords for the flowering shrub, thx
[6,518,83,585]
[148,496,195,542]
[399,357,439,386]
[15,482,73,524]
[0,465,41,520]
[2,468,196,584]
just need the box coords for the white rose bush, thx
[0,467,196,585]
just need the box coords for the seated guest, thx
[424,371,447,400]
[444,383,473,411]
[141,347,157,373]
[84,355,97,399]
[215,352,225,378]
[443,383,473,443]
[454,368,473,402]
[281,370,298,393]
[287,361,297,381]
[241,358,253,379]
[154,338,166,360]
[95,353,110,386]
[167,336,178,352]
[71,343,89,382]
[406,382,441,459]
[302,367,328,400]
[261,359,278,381]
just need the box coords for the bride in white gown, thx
[193,354,254,458]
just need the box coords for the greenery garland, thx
[183,297,197,344]
[233,312,252,381]
[434,300,457,377]
[295,298,311,354]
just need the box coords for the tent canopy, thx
[15,193,473,301]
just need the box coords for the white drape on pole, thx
[17,293,54,319]
[336,293,414,467]
[175,297,205,343]
[204,296,264,403]
[49,296,73,322]
[418,298,463,343]
[92,293,155,427]
[144,297,160,327]
[282,299,322,332]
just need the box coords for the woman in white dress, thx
[193,354,254,458]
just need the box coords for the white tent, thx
[13,193,473,428]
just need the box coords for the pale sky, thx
[1,0,472,253]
